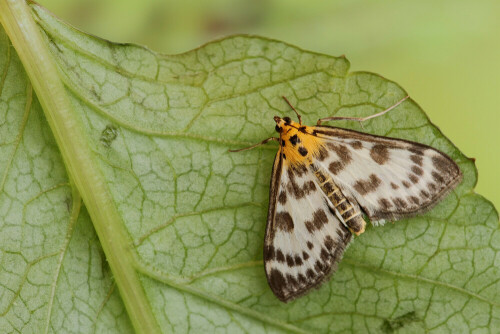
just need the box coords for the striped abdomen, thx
[311,165,366,235]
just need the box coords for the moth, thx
[230,96,462,302]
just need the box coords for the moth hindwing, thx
[233,98,462,302]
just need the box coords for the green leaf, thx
[0,1,499,333]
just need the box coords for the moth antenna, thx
[316,95,410,125]
[228,137,279,153]
[282,96,302,125]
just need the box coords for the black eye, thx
[275,125,281,132]
[283,117,291,125]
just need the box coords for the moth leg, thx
[316,95,409,125]
[228,137,279,152]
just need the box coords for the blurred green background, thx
[37,0,500,211]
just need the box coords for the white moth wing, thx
[264,152,352,302]
[313,126,463,221]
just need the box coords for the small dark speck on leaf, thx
[381,311,418,333]
[100,125,118,147]
[64,196,72,212]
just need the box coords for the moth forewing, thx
[311,126,463,222]
[264,147,352,302]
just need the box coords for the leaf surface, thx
[0,2,499,333]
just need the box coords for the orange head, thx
[273,116,324,165]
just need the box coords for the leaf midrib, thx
[0,1,161,332]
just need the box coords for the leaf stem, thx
[0,1,161,332]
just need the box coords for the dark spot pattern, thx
[286,168,316,198]
[328,161,344,175]
[278,191,287,204]
[316,146,329,161]
[290,163,308,177]
[264,245,275,261]
[354,174,382,195]
[370,144,390,164]
[265,220,353,302]
[287,180,316,199]
[410,154,423,166]
[327,143,352,163]
[402,180,411,188]
[409,147,425,156]
[275,212,294,232]
[320,248,329,261]
[390,182,399,190]
[283,117,292,124]
[314,260,326,273]
[322,144,350,174]
[408,173,419,184]
[324,235,334,251]
[378,198,392,210]
[287,274,299,290]
[432,171,445,184]
[408,196,420,205]
[286,255,295,267]
[432,156,455,175]
[393,197,408,209]
[420,190,430,198]
[276,249,285,263]
[350,141,363,149]
[411,165,424,176]
[298,146,308,156]
[307,241,314,250]
[289,134,299,146]
[306,269,315,279]
[339,227,350,238]
[428,182,437,191]
[305,209,329,233]
[269,269,286,296]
